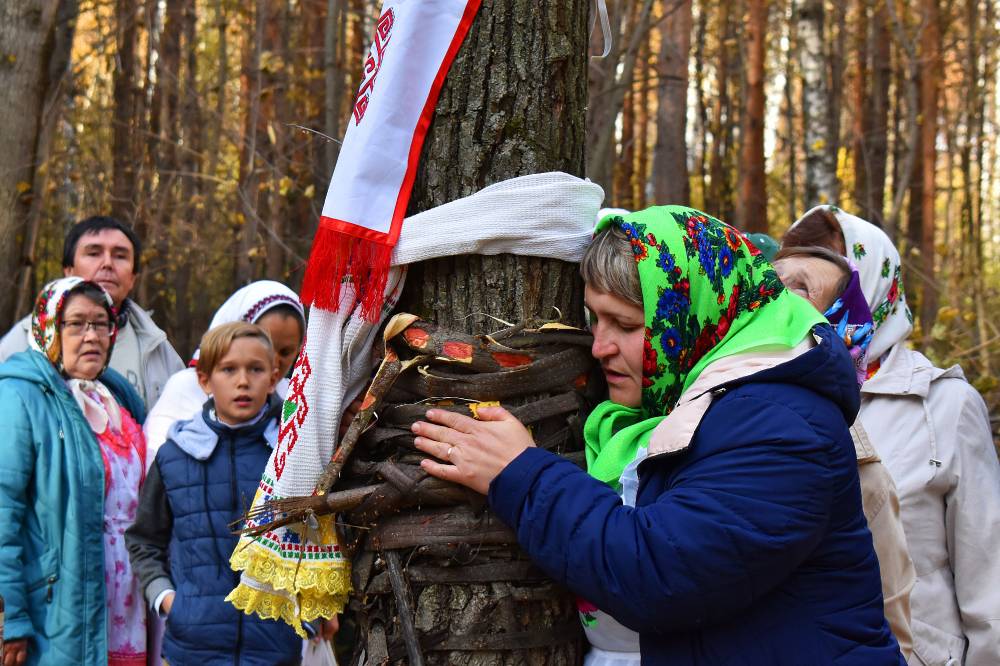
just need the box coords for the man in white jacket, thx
[785,205,1000,666]
[0,215,183,408]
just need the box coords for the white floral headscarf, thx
[790,205,913,361]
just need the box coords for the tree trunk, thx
[172,0,201,355]
[738,0,768,232]
[797,0,838,206]
[236,0,264,285]
[587,0,655,194]
[323,0,344,172]
[609,39,639,210]
[826,0,846,190]
[783,0,799,223]
[706,1,734,216]
[851,0,870,218]
[633,36,651,209]
[867,1,892,228]
[357,2,590,663]
[0,0,74,328]
[12,0,79,322]
[917,0,940,338]
[112,0,140,223]
[693,0,709,208]
[652,0,692,205]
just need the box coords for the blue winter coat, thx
[150,401,301,665]
[489,325,905,665]
[0,350,145,665]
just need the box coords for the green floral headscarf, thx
[584,205,826,488]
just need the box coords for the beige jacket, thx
[860,343,1000,666]
[852,422,916,661]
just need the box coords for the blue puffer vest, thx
[155,399,301,665]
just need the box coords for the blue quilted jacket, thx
[0,350,145,665]
[489,325,905,665]
[150,400,301,665]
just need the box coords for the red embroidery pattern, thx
[352,8,395,125]
[242,294,300,324]
[274,349,312,480]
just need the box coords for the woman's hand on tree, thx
[412,406,535,495]
[3,639,28,666]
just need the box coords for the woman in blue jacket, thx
[0,278,146,666]
[410,206,905,665]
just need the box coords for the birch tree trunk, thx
[652,0,692,205]
[796,0,838,206]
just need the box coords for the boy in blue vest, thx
[126,322,302,664]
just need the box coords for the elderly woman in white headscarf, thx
[784,205,1000,666]
[143,280,305,458]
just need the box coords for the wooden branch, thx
[385,551,425,666]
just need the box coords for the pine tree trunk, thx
[851,0,870,218]
[365,2,590,663]
[652,0,692,205]
[867,2,892,228]
[917,0,940,338]
[738,0,768,232]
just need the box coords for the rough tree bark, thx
[11,0,79,322]
[0,0,77,328]
[652,0,692,205]
[400,0,589,335]
[379,1,590,663]
[796,0,838,206]
[738,0,768,232]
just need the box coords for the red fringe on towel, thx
[299,218,393,322]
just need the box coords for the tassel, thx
[300,219,393,321]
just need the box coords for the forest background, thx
[2,0,999,441]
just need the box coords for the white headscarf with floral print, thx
[791,205,913,361]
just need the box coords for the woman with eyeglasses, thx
[0,277,147,666]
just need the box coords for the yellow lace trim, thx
[228,530,352,638]
[230,536,352,596]
[226,582,349,638]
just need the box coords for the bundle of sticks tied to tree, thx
[239,313,603,665]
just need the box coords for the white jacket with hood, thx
[791,206,1000,666]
